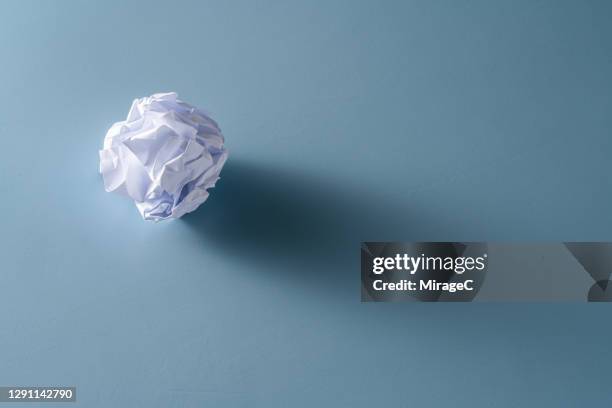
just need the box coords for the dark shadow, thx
[182,158,442,297]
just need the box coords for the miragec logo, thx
[372,253,487,275]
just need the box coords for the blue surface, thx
[1,0,612,406]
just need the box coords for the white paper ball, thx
[99,92,228,221]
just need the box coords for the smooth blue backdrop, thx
[1,1,611,406]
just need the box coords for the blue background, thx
[1,0,612,406]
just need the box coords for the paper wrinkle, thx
[99,92,228,221]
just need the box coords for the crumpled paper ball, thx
[99,92,228,221]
